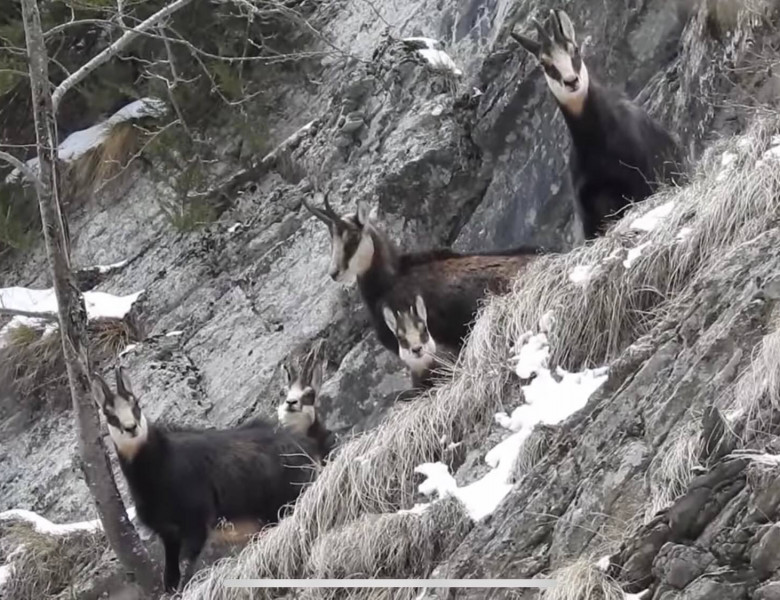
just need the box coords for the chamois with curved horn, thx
[382,294,457,390]
[512,9,685,239]
[278,340,337,461]
[303,193,541,357]
[92,367,319,592]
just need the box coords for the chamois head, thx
[302,192,374,282]
[382,294,437,373]
[512,9,589,113]
[278,341,326,435]
[92,367,148,459]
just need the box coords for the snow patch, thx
[402,37,463,77]
[569,264,597,285]
[625,591,650,600]
[0,507,137,536]
[511,332,549,379]
[597,555,611,571]
[414,331,607,522]
[118,343,139,357]
[0,287,143,349]
[166,330,184,337]
[7,98,167,183]
[0,287,143,320]
[0,564,12,587]
[95,259,129,274]
[227,222,243,234]
[630,201,675,232]
[623,242,651,269]
[720,152,737,168]
[676,227,693,241]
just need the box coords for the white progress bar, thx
[224,579,557,588]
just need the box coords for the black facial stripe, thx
[542,63,562,82]
[106,414,121,429]
[572,54,582,73]
[342,232,360,264]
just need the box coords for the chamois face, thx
[512,9,589,114]
[278,355,324,435]
[327,207,374,282]
[302,193,375,283]
[92,367,148,459]
[382,295,437,374]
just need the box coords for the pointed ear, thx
[115,366,134,398]
[382,305,397,332]
[310,359,326,394]
[511,31,541,57]
[414,294,428,323]
[556,10,577,44]
[355,202,370,227]
[91,373,112,410]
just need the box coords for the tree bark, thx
[19,0,161,594]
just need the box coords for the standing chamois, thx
[302,193,540,358]
[382,294,456,390]
[92,367,319,592]
[512,9,685,239]
[278,340,337,462]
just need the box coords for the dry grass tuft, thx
[644,418,703,520]
[0,521,109,600]
[542,557,624,600]
[704,0,780,37]
[512,425,553,482]
[0,316,140,410]
[65,121,142,198]
[184,117,780,599]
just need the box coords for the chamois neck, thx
[357,226,400,298]
[307,418,334,459]
[557,77,610,151]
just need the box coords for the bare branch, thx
[51,0,195,111]
[0,150,44,193]
[0,307,58,321]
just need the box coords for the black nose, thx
[564,77,579,90]
[287,400,298,407]
[127,424,138,436]
[412,346,423,357]
[329,272,338,281]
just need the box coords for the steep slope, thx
[1,0,780,597]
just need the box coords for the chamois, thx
[278,340,337,462]
[512,9,685,239]
[92,367,318,592]
[302,193,540,357]
[382,294,456,390]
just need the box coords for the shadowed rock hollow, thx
[2,0,780,598]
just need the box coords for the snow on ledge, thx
[402,37,463,77]
[0,287,144,348]
[623,242,651,269]
[6,98,167,184]
[0,507,136,536]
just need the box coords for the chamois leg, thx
[161,534,182,593]
[179,523,209,590]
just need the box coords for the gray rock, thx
[752,524,780,577]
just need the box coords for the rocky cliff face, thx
[2,0,780,597]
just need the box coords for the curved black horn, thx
[320,193,339,221]
[302,193,334,224]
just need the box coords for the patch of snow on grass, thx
[415,331,607,522]
[720,152,737,168]
[166,330,184,337]
[511,332,549,379]
[118,343,139,357]
[569,264,596,285]
[623,242,651,269]
[7,98,166,183]
[630,201,675,232]
[676,227,693,241]
[625,591,650,600]
[597,555,610,571]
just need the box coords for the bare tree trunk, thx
[19,0,160,594]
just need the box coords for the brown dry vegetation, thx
[181,117,780,600]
